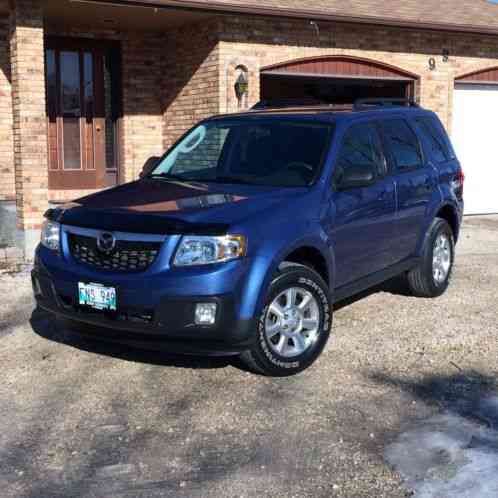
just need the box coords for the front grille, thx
[68,233,162,272]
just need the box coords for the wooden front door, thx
[45,38,121,190]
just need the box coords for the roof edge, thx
[75,0,498,36]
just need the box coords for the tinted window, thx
[431,116,456,160]
[334,123,386,185]
[382,119,423,171]
[152,120,332,187]
[414,116,448,163]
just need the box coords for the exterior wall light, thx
[234,70,249,104]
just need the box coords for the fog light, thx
[195,303,217,325]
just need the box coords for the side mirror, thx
[139,156,160,178]
[336,164,376,190]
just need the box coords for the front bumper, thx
[32,248,257,355]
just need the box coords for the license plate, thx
[78,282,117,311]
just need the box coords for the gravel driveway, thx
[1,216,497,498]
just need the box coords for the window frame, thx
[379,117,426,174]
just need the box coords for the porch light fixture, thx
[442,48,450,62]
[234,71,249,102]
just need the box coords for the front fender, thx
[237,225,334,320]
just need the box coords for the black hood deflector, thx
[45,207,229,236]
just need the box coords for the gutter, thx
[72,0,498,36]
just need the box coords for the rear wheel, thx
[407,218,455,298]
[240,263,332,376]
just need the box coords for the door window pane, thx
[60,51,81,170]
[382,119,423,170]
[45,49,56,116]
[63,118,81,170]
[104,55,116,170]
[60,51,81,115]
[334,123,385,185]
[83,52,94,118]
[414,117,447,163]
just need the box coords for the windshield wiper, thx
[149,173,201,183]
[213,176,259,185]
[149,173,258,186]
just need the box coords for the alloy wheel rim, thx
[264,287,320,358]
[432,233,451,284]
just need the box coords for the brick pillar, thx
[10,0,48,258]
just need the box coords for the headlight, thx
[173,235,246,267]
[40,220,61,252]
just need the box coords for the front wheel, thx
[406,218,455,298]
[240,263,332,376]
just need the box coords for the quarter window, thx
[334,123,386,186]
[430,116,456,160]
[381,119,423,171]
[414,117,448,163]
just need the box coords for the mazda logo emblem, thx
[97,232,116,254]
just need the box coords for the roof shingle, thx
[124,0,498,34]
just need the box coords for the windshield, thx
[150,119,333,187]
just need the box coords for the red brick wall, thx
[162,18,221,150]
[0,15,13,201]
[10,0,48,230]
[121,32,164,183]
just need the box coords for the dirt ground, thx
[1,216,497,498]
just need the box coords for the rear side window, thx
[381,119,423,171]
[414,116,450,163]
[431,116,456,160]
[335,122,386,180]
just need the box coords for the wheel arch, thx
[240,238,334,321]
[436,203,461,241]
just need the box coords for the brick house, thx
[1,0,498,261]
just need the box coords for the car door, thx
[330,121,397,288]
[379,117,437,263]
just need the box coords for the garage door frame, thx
[260,55,419,101]
[453,67,498,215]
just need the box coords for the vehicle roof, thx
[209,104,434,124]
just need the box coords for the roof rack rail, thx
[251,99,352,111]
[252,99,323,110]
[353,98,419,111]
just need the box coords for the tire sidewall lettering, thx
[257,273,331,370]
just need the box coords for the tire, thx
[407,217,455,298]
[240,262,333,377]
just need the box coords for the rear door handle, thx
[378,190,389,201]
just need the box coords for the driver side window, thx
[334,123,385,189]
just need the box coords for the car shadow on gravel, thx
[370,370,498,497]
[30,307,240,371]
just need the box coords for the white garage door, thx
[453,84,498,215]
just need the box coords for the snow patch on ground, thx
[386,396,498,498]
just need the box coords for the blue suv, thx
[32,99,464,376]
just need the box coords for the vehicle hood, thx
[50,179,309,234]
